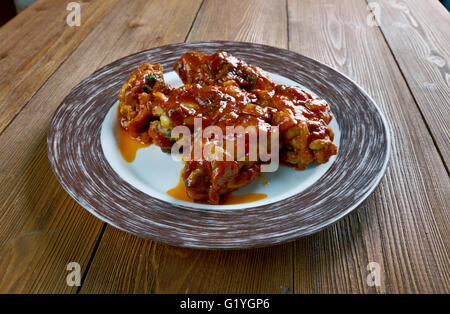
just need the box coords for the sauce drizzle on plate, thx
[118,108,150,163]
[118,126,150,163]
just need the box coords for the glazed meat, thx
[174,51,337,170]
[182,160,262,204]
[118,64,275,203]
[174,51,275,91]
[148,83,274,203]
[118,51,338,204]
[252,85,337,170]
[163,85,274,203]
[118,63,170,143]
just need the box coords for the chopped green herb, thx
[142,85,151,93]
[144,74,158,87]
[245,74,257,86]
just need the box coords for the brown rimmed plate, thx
[47,41,390,249]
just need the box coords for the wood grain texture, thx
[0,0,120,134]
[369,0,450,169]
[0,137,105,293]
[0,0,202,293]
[80,0,293,293]
[80,229,293,293]
[187,0,288,49]
[289,0,449,293]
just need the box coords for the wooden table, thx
[0,0,448,294]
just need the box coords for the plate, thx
[47,41,390,248]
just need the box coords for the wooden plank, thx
[0,0,121,134]
[79,0,292,294]
[369,0,450,168]
[79,230,293,293]
[0,0,202,293]
[187,0,288,49]
[0,139,105,293]
[289,0,449,293]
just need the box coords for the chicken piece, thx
[182,160,261,204]
[253,85,337,170]
[174,51,337,169]
[174,51,275,91]
[147,83,274,204]
[118,63,169,142]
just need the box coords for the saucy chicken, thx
[174,51,275,91]
[118,51,337,204]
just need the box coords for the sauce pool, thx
[118,126,150,162]
[166,173,192,202]
[221,192,268,205]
